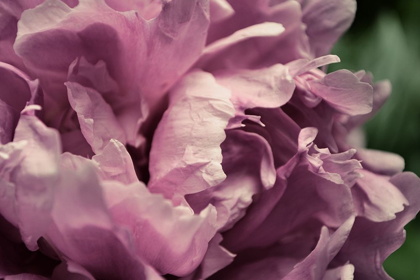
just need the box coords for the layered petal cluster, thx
[0,0,418,280]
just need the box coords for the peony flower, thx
[0,0,419,279]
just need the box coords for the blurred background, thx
[329,0,420,278]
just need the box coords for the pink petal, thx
[187,130,276,231]
[209,0,234,23]
[10,114,61,250]
[15,0,210,140]
[335,172,420,280]
[66,81,126,154]
[300,0,357,56]
[103,180,218,276]
[308,70,374,116]
[148,71,234,201]
[46,162,160,280]
[352,169,409,222]
[283,216,355,280]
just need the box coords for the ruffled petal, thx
[148,71,234,202]
[308,70,373,116]
[46,161,160,280]
[209,0,234,23]
[283,216,355,280]
[352,169,409,222]
[182,233,235,280]
[0,62,43,143]
[15,0,210,142]
[66,81,126,154]
[207,0,311,68]
[8,114,61,250]
[334,172,420,280]
[300,0,356,56]
[102,180,218,276]
[187,130,276,231]
[222,128,355,253]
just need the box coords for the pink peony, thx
[0,0,418,279]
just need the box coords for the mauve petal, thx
[283,216,355,280]
[182,233,235,280]
[334,172,420,280]
[187,130,276,231]
[0,0,46,70]
[342,73,391,131]
[282,100,338,154]
[60,130,94,157]
[209,0,234,22]
[148,71,234,202]
[66,81,126,154]
[15,0,210,143]
[207,0,311,67]
[308,70,373,116]
[247,108,301,168]
[0,62,43,142]
[0,100,19,144]
[0,62,32,111]
[102,180,217,276]
[306,146,362,187]
[9,114,61,250]
[198,22,285,69]
[223,128,355,253]
[300,0,356,57]
[0,216,57,278]
[352,169,408,222]
[52,261,94,280]
[46,162,160,280]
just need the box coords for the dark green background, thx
[329,0,420,278]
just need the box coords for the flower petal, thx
[103,180,218,276]
[10,114,61,250]
[66,81,126,154]
[148,70,234,201]
[308,69,373,116]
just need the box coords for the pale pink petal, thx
[215,63,295,111]
[210,0,234,23]
[357,148,405,176]
[66,81,126,154]
[10,114,61,250]
[102,180,218,276]
[148,71,234,201]
[322,263,355,280]
[61,139,137,185]
[308,70,374,116]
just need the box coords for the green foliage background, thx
[329,0,420,278]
